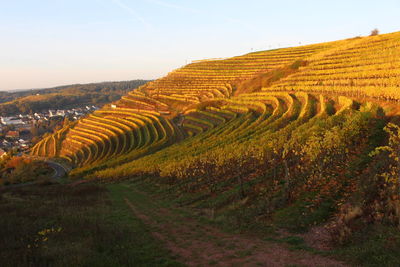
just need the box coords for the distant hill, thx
[0,80,150,115]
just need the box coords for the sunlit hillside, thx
[32,31,400,167]
[4,0,400,264]
[31,33,400,242]
[29,33,400,251]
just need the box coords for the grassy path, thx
[109,182,348,267]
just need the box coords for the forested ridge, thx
[0,80,150,115]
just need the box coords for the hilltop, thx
[26,31,400,265]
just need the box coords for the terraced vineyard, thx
[28,32,400,258]
[28,33,396,178]
[92,92,358,179]
[31,31,400,170]
[268,33,400,100]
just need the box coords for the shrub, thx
[290,60,308,70]
[328,204,363,244]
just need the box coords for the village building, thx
[49,110,57,117]
[56,110,66,116]
[0,104,97,152]
[5,131,20,139]
[1,116,25,126]
[0,148,7,159]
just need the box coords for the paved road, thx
[2,159,69,189]
[45,160,68,179]
[27,156,71,179]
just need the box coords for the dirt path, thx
[121,185,347,267]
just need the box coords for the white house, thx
[0,149,7,159]
[56,110,66,116]
[1,117,25,126]
[49,110,57,117]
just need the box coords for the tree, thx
[370,28,379,36]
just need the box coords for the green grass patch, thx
[334,224,400,266]
[273,196,334,233]
[0,182,181,267]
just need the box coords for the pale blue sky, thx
[1,0,399,90]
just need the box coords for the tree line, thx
[0,80,150,115]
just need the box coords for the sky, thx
[0,0,399,91]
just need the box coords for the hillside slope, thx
[32,31,400,165]
[31,33,400,257]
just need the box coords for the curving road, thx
[2,157,70,188]
[45,160,68,179]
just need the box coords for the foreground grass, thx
[0,182,181,267]
[333,225,400,267]
[2,179,399,266]
[106,182,346,267]
[124,178,400,267]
